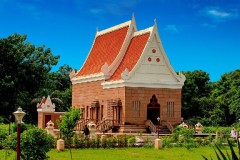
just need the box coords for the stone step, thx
[118,125,147,133]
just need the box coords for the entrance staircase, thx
[145,120,172,134]
[75,119,173,134]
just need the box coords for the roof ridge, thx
[133,26,153,37]
[96,20,131,37]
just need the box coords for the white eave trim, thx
[96,20,131,37]
[71,73,105,84]
[102,80,184,89]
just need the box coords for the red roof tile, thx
[37,97,47,108]
[77,26,129,76]
[110,33,150,80]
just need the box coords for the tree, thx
[0,34,59,121]
[34,64,74,112]
[182,70,214,125]
[210,69,240,125]
[58,108,80,160]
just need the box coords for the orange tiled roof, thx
[110,33,150,80]
[37,97,47,108]
[77,26,129,76]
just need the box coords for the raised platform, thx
[118,125,147,133]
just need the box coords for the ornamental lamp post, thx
[157,117,160,138]
[8,115,12,135]
[59,115,62,139]
[13,107,26,160]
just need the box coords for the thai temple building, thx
[69,15,186,133]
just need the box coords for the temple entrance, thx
[147,95,160,125]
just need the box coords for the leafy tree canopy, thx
[211,69,240,125]
[0,34,59,120]
[182,70,213,120]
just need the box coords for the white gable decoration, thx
[102,20,185,89]
[37,95,56,112]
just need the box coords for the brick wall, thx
[125,87,182,125]
[72,81,182,126]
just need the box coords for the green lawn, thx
[0,146,234,160]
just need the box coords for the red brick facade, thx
[72,80,182,126]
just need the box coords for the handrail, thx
[74,119,89,131]
[161,120,174,133]
[145,120,156,132]
[75,118,121,132]
[96,119,112,132]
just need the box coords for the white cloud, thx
[164,25,179,33]
[201,23,217,28]
[201,7,239,22]
[207,9,230,18]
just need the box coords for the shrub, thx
[72,135,86,148]
[128,137,136,147]
[183,138,199,150]
[11,123,35,133]
[173,126,195,138]
[106,137,117,148]
[143,137,153,148]
[0,117,4,123]
[162,136,177,148]
[4,127,55,160]
[115,135,128,148]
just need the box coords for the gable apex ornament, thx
[121,68,130,80]
[37,95,56,112]
[101,62,109,77]
[69,69,77,79]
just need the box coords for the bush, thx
[0,124,11,149]
[0,116,4,123]
[183,138,199,150]
[11,123,35,133]
[143,137,153,148]
[173,126,195,142]
[162,136,177,148]
[4,127,55,160]
[128,137,136,147]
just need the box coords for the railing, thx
[74,118,89,131]
[74,118,121,132]
[161,120,174,133]
[96,119,121,132]
[145,120,157,132]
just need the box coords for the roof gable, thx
[102,21,186,89]
[110,32,150,80]
[37,95,55,112]
[71,17,185,88]
[76,26,129,77]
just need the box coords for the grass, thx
[0,146,236,160]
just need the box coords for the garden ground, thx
[0,146,236,160]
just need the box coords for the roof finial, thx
[131,12,137,31]
[154,18,158,28]
[96,26,99,32]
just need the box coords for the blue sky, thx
[1,0,239,82]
